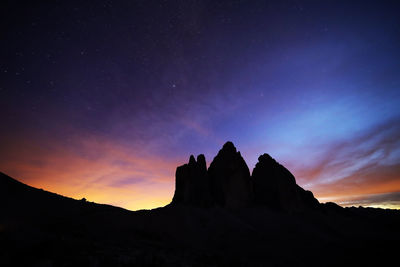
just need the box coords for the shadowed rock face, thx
[252,154,319,211]
[172,154,211,207]
[207,141,252,208]
[171,141,319,211]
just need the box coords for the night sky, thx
[1,0,400,210]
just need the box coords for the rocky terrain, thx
[1,142,400,266]
[172,141,319,211]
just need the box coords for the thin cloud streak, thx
[289,117,400,208]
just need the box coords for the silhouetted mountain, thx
[172,154,211,207]
[208,142,252,209]
[172,142,252,209]
[172,141,318,211]
[1,142,400,266]
[252,153,319,211]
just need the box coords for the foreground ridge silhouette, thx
[1,142,400,266]
[172,141,319,211]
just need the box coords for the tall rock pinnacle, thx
[207,141,252,208]
[171,154,211,207]
[252,154,319,211]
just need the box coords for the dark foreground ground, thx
[1,172,400,267]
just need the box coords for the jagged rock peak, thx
[196,154,206,171]
[221,141,237,152]
[211,141,243,163]
[257,153,275,163]
[189,155,196,165]
[254,153,295,184]
[208,141,252,209]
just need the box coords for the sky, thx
[1,0,400,210]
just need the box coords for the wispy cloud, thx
[1,115,399,210]
[290,117,400,207]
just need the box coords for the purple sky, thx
[1,1,400,210]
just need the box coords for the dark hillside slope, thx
[1,142,400,266]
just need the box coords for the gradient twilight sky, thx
[1,1,400,210]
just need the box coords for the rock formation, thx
[171,154,211,207]
[252,153,319,211]
[208,141,252,208]
[171,141,319,211]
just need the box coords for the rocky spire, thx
[171,154,211,207]
[207,141,252,209]
[252,153,319,211]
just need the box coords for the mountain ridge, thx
[1,142,400,266]
[171,141,319,212]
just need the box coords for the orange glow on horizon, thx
[0,133,180,211]
[1,132,399,210]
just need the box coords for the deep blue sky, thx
[1,0,400,209]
